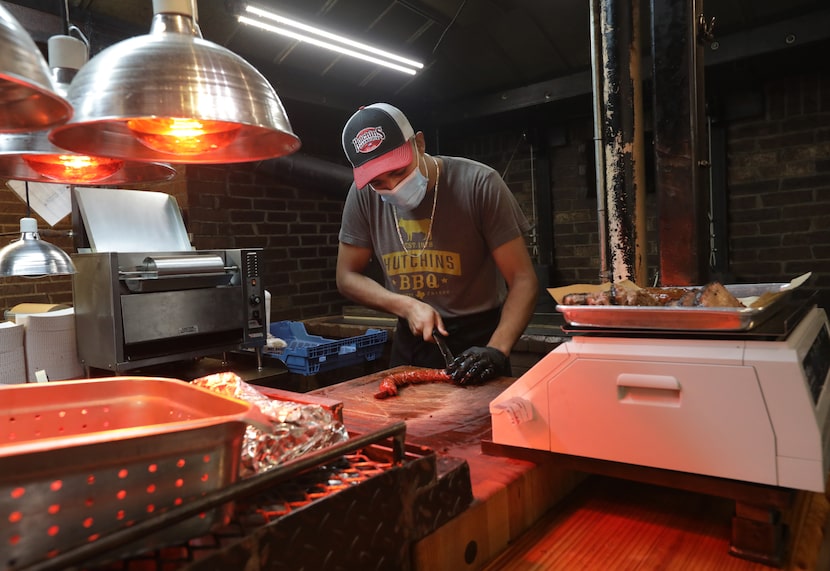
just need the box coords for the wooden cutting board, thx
[310,366,583,569]
[311,366,510,447]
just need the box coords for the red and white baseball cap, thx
[341,103,415,189]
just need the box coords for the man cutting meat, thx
[337,103,538,385]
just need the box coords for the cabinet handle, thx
[617,374,680,406]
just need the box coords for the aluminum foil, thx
[191,372,350,477]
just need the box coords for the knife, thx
[433,328,454,368]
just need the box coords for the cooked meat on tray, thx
[671,281,745,308]
[561,281,745,308]
[562,286,660,306]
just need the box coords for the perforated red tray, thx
[0,377,262,569]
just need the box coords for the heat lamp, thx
[0,36,176,184]
[49,0,301,163]
[0,216,75,277]
[0,4,71,132]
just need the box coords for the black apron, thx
[388,306,512,375]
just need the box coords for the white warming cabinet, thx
[490,307,830,492]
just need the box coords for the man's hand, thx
[403,300,446,341]
[447,346,507,385]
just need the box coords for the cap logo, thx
[352,126,386,154]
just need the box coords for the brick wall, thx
[184,164,348,322]
[725,72,830,306]
[549,124,605,285]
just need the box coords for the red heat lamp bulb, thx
[126,117,242,155]
[22,154,125,183]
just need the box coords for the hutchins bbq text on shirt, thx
[382,250,461,276]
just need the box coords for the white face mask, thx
[373,150,429,211]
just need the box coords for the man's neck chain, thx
[394,155,439,258]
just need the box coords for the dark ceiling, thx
[5,0,830,157]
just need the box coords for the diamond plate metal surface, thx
[81,442,472,571]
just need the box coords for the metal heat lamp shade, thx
[0,4,72,132]
[0,217,75,277]
[0,36,177,184]
[49,0,301,164]
[0,130,178,184]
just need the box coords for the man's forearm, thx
[486,273,538,357]
[337,272,415,319]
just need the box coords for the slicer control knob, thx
[249,294,262,306]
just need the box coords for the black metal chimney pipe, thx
[650,0,710,285]
[596,0,648,285]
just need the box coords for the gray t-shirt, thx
[339,155,531,318]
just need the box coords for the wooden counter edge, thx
[411,446,585,571]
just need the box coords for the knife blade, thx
[433,328,454,368]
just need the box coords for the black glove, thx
[447,346,507,385]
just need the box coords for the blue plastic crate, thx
[267,321,389,376]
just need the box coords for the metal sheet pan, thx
[555,282,793,331]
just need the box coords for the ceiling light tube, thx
[239,16,419,75]
[244,5,423,69]
[241,5,423,73]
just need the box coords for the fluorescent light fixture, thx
[240,5,423,75]
[239,16,418,75]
